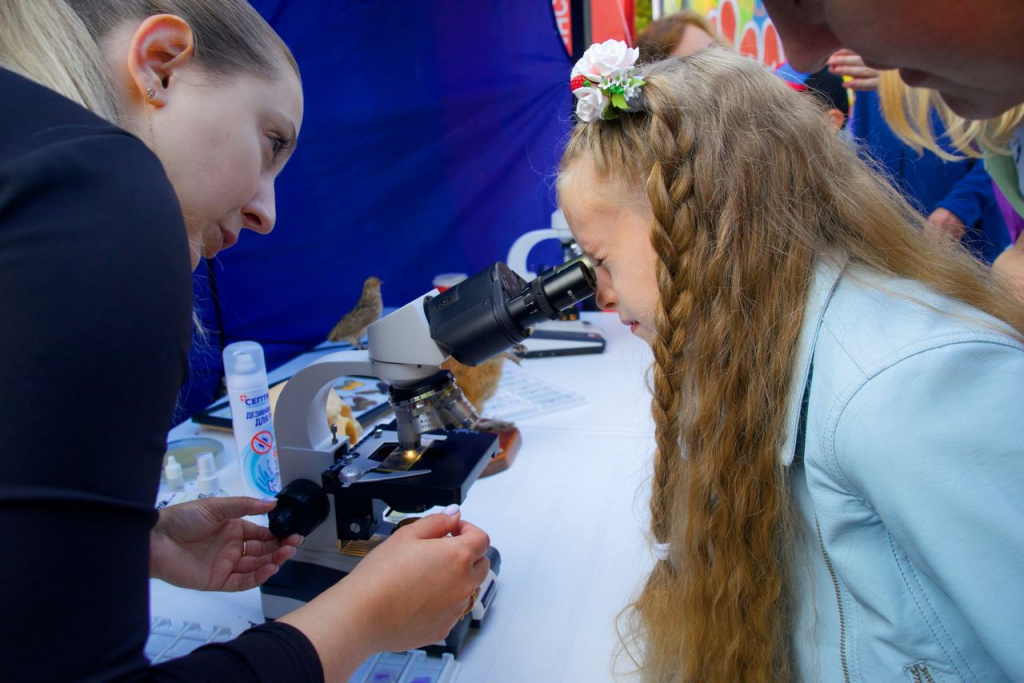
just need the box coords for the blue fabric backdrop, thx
[180,0,573,418]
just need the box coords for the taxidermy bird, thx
[328,276,382,348]
[441,344,526,414]
[444,348,528,474]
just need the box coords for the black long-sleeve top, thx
[0,68,321,682]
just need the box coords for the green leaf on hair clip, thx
[611,92,628,110]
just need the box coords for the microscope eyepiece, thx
[425,255,596,367]
[507,256,596,331]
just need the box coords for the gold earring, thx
[145,87,156,99]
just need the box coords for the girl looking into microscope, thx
[0,1,489,679]
[560,42,1024,681]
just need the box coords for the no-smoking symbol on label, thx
[251,430,274,454]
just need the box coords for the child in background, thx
[564,42,1024,681]
[777,63,849,131]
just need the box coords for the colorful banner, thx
[592,0,637,45]
[661,0,684,15]
[553,0,572,54]
[690,0,785,67]
[552,0,636,55]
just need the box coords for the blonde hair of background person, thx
[877,71,1024,292]
[0,0,116,121]
[558,49,1024,681]
[878,70,1024,161]
[636,10,727,63]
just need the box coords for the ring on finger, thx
[241,541,248,557]
[459,586,481,621]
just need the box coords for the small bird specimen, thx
[328,276,382,348]
[441,344,526,413]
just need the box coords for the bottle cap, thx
[222,341,266,377]
[235,353,256,373]
[196,451,220,495]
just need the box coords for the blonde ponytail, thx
[0,0,116,121]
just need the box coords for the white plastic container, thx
[222,341,280,496]
[163,455,185,491]
[196,452,225,498]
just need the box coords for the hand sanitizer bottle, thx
[222,341,280,496]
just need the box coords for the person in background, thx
[760,0,1024,121]
[802,67,848,129]
[776,64,849,131]
[0,1,489,680]
[762,0,1024,294]
[829,50,1009,263]
[641,12,849,131]
[640,13,848,137]
[636,9,724,63]
[564,42,1023,681]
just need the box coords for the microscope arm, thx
[273,350,376,484]
[367,292,448,386]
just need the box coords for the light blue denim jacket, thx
[783,259,1024,682]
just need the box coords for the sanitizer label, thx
[240,434,280,497]
[229,389,281,497]
[251,430,274,454]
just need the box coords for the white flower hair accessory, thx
[570,39,645,122]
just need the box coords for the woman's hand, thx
[343,508,491,652]
[150,497,303,592]
[827,49,881,91]
[279,507,490,680]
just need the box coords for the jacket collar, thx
[779,256,846,467]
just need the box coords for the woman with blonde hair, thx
[826,50,1012,264]
[875,73,1024,292]
[563,42,1024,681]
[0,1,489,680]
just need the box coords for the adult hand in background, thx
[279,507,491,680]
[925,207,967,243]
[150,496,303,591]
[828,49,881,91]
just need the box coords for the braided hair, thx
[558,47,1024,682]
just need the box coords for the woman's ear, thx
[127,14,194,107]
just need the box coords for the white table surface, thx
[153,311,658,681]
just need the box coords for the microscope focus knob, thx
[269,479,330,538]
[340,465,362,484]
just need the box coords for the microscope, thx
[260,256,596,655]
